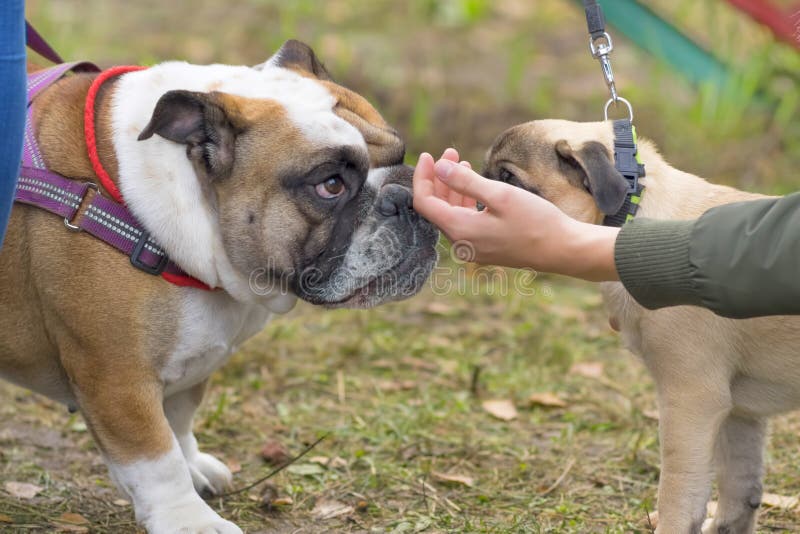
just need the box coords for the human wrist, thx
[558,220,620,281]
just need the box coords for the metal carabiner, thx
[599,54,617,102]
[589,32,618,103]
[588,31,614,58]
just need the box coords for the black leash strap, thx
[582,0,606,41]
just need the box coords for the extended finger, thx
[413,153,462,227]
[433,159,510,210]
[433,170,450,200]
[442,147,460,163]
[413,152,435,199]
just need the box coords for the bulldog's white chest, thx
[161,292,276,397]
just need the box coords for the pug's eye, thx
[499,168,515,184]
[315,176,346,199]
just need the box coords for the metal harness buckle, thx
[63,182,99,232]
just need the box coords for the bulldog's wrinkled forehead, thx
[115,61,366,151]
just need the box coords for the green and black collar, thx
[603,119,645,227]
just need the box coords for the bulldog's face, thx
[137,40,437,307]
[483,119,629,224]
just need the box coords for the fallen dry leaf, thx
[646,510,658,528]
[423,302,456,316]
[53,525,88,533]
[642,408,660,421]
[4,481,43,499]
[309,456,348,469]
[568,361,604,379]
[312,499,354,520]
[271,497,293,506]
[400,355,439,372]
[55,513,89,525]
[225,459,242,474]
[53,513,90,533]
[428,336,452,348]
[482,399,518,421]
[438,359,459,374]
[260,440,289,465]
[762,493,799,510]
[241,400,267,418]
[112,499,130,507]
[528,392,567,408]
[432,471,475,487]
[287,463,325,476]
[376,379,416,392]
[0,513,12,523]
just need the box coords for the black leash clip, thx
[583,1,635,122]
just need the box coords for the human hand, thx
[412,149,620,281]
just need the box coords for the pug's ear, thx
[255,39,333,81]
[138,90,243,180]
[555,140,628,215]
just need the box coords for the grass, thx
[4,266,800,532]
[3,0,800,532]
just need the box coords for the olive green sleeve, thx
[615,192,800,318]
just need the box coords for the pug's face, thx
[483,119,629,224]
[138,40,438,307]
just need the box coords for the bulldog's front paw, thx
[188,452,233,498]
[146,495,242,534]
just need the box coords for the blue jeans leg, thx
[0,1,27,247]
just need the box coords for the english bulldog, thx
[484,119,800,534]
[0,40,437,533]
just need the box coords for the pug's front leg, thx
[655,387,731,534]
[164,380,233,498]
[75,372,241,534]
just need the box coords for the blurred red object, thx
[725,0,800,50]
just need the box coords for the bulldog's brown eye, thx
[315,176,346,199]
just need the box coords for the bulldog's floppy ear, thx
[555,139,628,215]
[256,39,333,81]
[138,90,242,180]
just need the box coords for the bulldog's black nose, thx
[377,183,413,217]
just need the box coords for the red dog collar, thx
[83,66,212,290]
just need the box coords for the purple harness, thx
[15,63,196,279]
